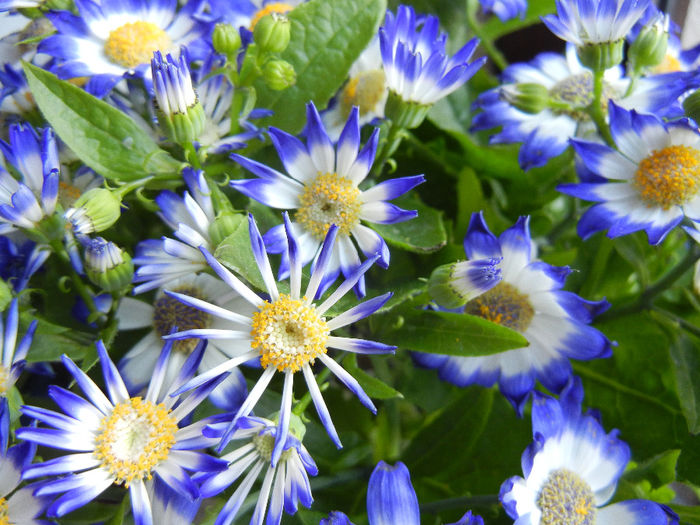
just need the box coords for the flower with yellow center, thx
[18,339,227,523]
[296,173,362,239]
[104,21,172,69]
[560,102,700,245]
[0,441,47,525]
[165,214,395,464]
[464,282,534,333]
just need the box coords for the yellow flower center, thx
[653,53,682,74]
[0,366,9,396]
[634,145,700,208]
[153,286,211,354]
[249,2,294,29]
[549,73,616,120]
[104,21,172,69]
[252,432,293,462]
[58,181,83,208]
[94,397,177,487]
[0,496,9,525]
[537,469,596,525]
[296,173,362,240]
[339,70,387,121]
[464,282,534,332]
[251,294,329,373]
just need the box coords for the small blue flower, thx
[414,212,612,414]
[151,50,198,118]
[0,438,51,524]
[559,102,700,244]
[480,0,527,22]
[0,236,49,291]
[500,377,679,525]
[16,340,228,524]
[379,5,486,105]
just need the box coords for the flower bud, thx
[263,59,296,90]
[629,13,669,71]
[254,13,291,54]
[213,23,242,57]
[428,258,502,309]
[65,188,121,235]
[85,238,134,292]
[576,40,624,72]
[500,83,549,114]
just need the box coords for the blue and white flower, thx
[321,460,483,525]
[414,212,612,413]
[0,437,51,525]
[480,0,527,22]
[0,63,32,115]
[542,0,649,47]
[165,214,395,460]
[0,122,59,234]
[379,5,486,106]
[117,273,250,411]
[38,0,210,96]
[231,102,424,297]
[16,339,227,525]
[472,46,691,169]
[559,102,700,244]
[198,415,317,525]
[0,235,49,291]
[133,168,217,294]
[500,377,679,525]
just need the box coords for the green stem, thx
[465,0,508,71]
[184,142,203,170]
[588,70,614,147]
[653,307,700,339]
[420,495,499,513]
[373,120,404,177]
[112,176,154,199]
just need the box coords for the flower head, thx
[165,213,395,460]
[16,339,227,523]
[231,102,424,297]
[414,212,611,413]
[0,437,50,524]
[500,377,679,525]
[559,102,700,244]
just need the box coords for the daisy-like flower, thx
[500,377,679,525]
[472,46,691,169]
[542,0,649,48]
[117,273,250,411]
[0,122,59,235]
[16,340,228,524]
[414,212,612,413]
[133,168,217,294]
[322,37,387,141]
[321,461,483,525]
[166,213,395,461]
[480,0,527,22]
[559,102,700,244]
[38,0,210,96]
[0,437,51,525]
[198,415,317,525]
[231,102,424,297]
[379,5,486,107]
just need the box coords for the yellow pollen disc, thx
[634,145,700,208]
[537,469,596,525]
[253,432,293,463]
[0,497,8,525]
[464,282,534,333]
[0,366,9,396]
[339,70,387,120]
[251,294,329,373]
[153,285,211,354]
[94,397,178,487]
[58,181,83,208]
[653,53,682,74]
[296,173,362,240]
[104,21,172,69]
[249,2,294,29]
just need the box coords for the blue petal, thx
[366,461,420,525]
[464,212,501,260]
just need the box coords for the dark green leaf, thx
[214,213,266,291]
[22,62,183,181]
[622,450,681,488]
[345,354,403,400]
[255,0,387,133]
[670,504,700,525]
[21,312,93,362]
[670,334,700,434]
[0,280,11,312]
[379,309,528,356]
[370,195,447,254]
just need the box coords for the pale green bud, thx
[500,83,549,114]
[65,188,121,235]
[85,238,134,292]
[254,13,291,54]
[263,59,296,90]
[213,23,242,57]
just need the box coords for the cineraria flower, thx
[0,122,59,234]
[321,460,483,525]
[472,46,690,169]
[38,0,210,96]
[0,235,49,291]
[133,168,217,294]
[322,37,387,141]
[500,377,679,525]
[166,214,395,460]
[480,0,527,22]
[198,415,317,525]
[559,103,700,244]
[0,438,50,525]
[414,212,612,413]
[231,102,424,297]
[117,273,249,411]
[16,340,227,524]
[379,5,486,106]
[542,0,649,47]
[0,63,33,115]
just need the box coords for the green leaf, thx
[22,62,183,181]
[370,194,447,254]
[379,309,528,356]
[622,449,680,489]
[345,354,402,400]
[670,504,700,525]
[670,334,700,434]
[0,280,11,312]
[21,312,93,362]
[214,213,266,291]
[254,0,387,133]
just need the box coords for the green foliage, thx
[370,195,447,253]
[21,312,93,362]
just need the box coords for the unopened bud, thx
[263,59,296,90]
[85,238,134,292]
[213,23,242,57]
[629,14,669,71]
[65,188,121,235]
[500,83,549,114]
[428,258,502,309]
[254,13,291,54]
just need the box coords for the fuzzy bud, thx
[629,14,669,71]
[213,23,242,57]
[65,188,121,235]
[254,13,291,54]
[500,83,549,114]
[263,59,296,90]
[85,238,134,292]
